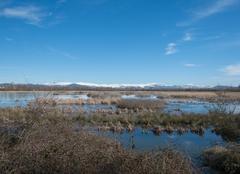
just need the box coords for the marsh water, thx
[94,128,225,167]
[0,91,239,172]
[1,91,240,114]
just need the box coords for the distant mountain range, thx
[0,82,239,91]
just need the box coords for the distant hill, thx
[0,82,239,91]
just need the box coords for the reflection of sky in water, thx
[96,128,225,166]
[121,95,158,100]
[0,92,89,108]
[0,92,236,168]
[0,92,240,114]
[0,92,48,107]
[164,100,210,114]
[53,94,89,100]
[165,99,240,115]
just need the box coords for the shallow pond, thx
[92,127,225,168]
[0,92,240,114]
[165,99,240,115]
[1,92,238,173]
[0,92,88,108]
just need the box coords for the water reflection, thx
[95,128,225,166]
[0,92,240,114]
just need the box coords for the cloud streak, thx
[47,47,79,60]
[164,32,193,56]
[178,0,238,26]
[183,32,192,41]
[194,0,237,19]
[0,5,51,26]
[223,64,240,76]
[165,43,177,55]
[184,64,197,68]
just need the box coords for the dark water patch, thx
[92,127,226,167]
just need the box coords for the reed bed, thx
[28,97,120,106]
[0,103,239,173]
[0,115,195,174]
[203,144,240,174]
[1,104,239,142]
[116,99,165,110]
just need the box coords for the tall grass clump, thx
[116,99,165,111]
[208,91,238,115]
[203,144,240,174]
[0,119,195,174]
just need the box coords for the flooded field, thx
[0,91,239,173]
[1,91,240,114]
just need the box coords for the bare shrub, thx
[0,121,195,174]
[203,144,240,174]
[208,91,237,115]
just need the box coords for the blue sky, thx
[0,0,240,86]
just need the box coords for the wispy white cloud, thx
[202,35,223,41]
[47,47,79,60]
[183,32,192,41]
[0,5,51,26]
[178,0,238,26]
[184,63,197,68]
[194,0,237,19]
[223,64,240,76]
[165,43,177,55]
[164,32,192,55]
[207,38,240,50]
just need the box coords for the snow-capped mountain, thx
[44,82,160,89]
[0,82,239,90]
[43,82,214,89]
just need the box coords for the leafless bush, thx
[208,92,237,115]
[0,121,195,174]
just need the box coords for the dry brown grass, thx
[0,118,195,174]
[116,99,165,110]
[86,90,240,101]
[203,144,240,174]
[30,97,120,106]
[1,102,240,142]
[87,97,120,105]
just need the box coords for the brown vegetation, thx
[203,144,240,174]
[116,99,165,110]
[0,114,195,174]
